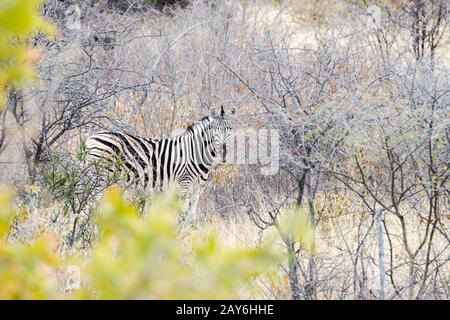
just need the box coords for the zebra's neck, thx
[183,117,219,165]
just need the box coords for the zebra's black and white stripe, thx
[85,106,234,195]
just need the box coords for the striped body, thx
[85,113,233,195]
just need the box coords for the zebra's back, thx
[85,130,192,193]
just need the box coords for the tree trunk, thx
[287,241,301,300]
[375,208,386,300]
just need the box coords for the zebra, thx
[84,106,235,220]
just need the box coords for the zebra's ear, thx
[229,107,236,115]
[210,108,217,117]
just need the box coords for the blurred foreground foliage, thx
[0,0,54,108]
[278,206,316,253]
[0,186,281,299]
[0,187,60,299]
[78,186,278,299]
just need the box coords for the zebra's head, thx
[210,105,235,163]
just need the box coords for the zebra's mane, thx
[184,116,213,133]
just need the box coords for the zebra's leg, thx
[141,189,157,218]
[180,186,205,229]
